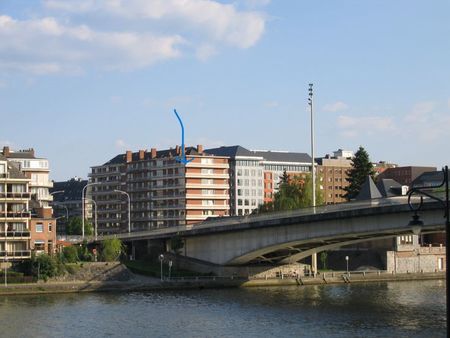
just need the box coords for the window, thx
[48,223,53,232]
[202,179,214,185]
[201,158,213,164]
[202,200,214,206]
[201,168,214,174]
[36,223,44,233]
[202,210,214,216]
[238,199,243,206]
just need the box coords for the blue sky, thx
[1,0,449,180]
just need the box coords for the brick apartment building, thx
[316,149,353,204]
[90,145,230,235]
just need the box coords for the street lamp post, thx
[4,257,7,287]
[82,183,99,239]
[169,260,173,280]
[159,254,164,281]
[345,256,349,275]
[308,84,318,276]
[308,83,316,208]
[84,198,98,240]
[407,165,449,322]
[114,190,131,234]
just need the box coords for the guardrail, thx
[81,196,441,243]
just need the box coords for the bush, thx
[101,238,124,262]
[33,254,59,281]
[77,241,94,262]
[63,246,79,263]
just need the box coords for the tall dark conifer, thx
[344,146,375,200]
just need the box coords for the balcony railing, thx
[0,192,31,199]
[0,211,31,218]
[0,250,32,258]
[0,231,31,238]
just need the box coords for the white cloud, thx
[44,0,266,47]
[242,0,271,7]
[2,0,266,74]
[115,139,128,150]
[337,115,395,138]
[402,101,450,143]
[323,101,349,112]
[196,44,217,61]
[0,15,183,74]
[264,100,279,108]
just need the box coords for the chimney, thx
[176,145,180,155]
[126,150,132,163]
[139,150,145,160]
[151,148,157,159]
[3,146,10,156]
[29,148,35,157]
[197,144,203,154]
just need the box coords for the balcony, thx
[0,211,31,219]
[187,162,229,169]
[186,183,229,189]
[0,192,31,200]
[186,194,230,200]
[0,231,31,238]
[185,204,230,210]
[0,250,32,259]
[185,172,229,179]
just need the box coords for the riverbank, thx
[0,270,445,296]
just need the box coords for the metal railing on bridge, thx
[87,196,430,242]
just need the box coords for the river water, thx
[0,280,446,338]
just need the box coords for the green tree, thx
[344,146,376,200]
[320,251,328,270]
[66,216,93,236]
[101,238,124,262]
[33,254,58,281]
[170,234,184,255]
[62,246,79,263]
[257,171,323,213]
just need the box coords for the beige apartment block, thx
[0,155,32,260]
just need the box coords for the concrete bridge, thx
[90,197,446,266]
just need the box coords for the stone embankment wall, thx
[386,246,446,273]
[54,262,133,282]
[164,253,309,278]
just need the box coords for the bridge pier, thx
[312,253,317,276]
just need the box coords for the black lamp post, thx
[407,165,449,323]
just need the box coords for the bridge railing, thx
[93,196,428,242]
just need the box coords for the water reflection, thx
[0,280,446,338]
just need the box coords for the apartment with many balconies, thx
[90,145,230,235]
[1,147,54,207]
[0,154,32,260]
